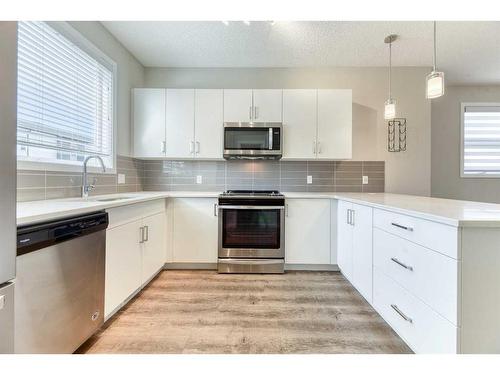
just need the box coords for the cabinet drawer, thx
[373,268,457,353]
[373,208,458,259]
[373,228,458,325]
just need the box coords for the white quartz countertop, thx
[17,191,500,227]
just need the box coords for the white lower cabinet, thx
[172,198,218,263]
[141,212,167,284]
[373,268,457,353]
[337,200,373,302]
[105,201,167,319]
[285,199,331,264]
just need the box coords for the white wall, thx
[432,85,500,203]
[144,67,432,195]
[68,22,145,157]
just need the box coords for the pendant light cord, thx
[389,40,392,100]
[433,21,437,71]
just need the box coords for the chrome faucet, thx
[82,156,106,198]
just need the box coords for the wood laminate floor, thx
[77,270,411,354]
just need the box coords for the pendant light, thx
[384,34,398,120]
[426,21,445,98]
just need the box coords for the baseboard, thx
[163,262,339,272]
[285,264,340,271]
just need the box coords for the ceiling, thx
[102,21,500,85]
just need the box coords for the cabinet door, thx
[172,198,218,263]
[351,203,373,302]
[337,200,353,280]
[282,89,318,159]
[133,88,166,158]
[317,89,352,159]
[195,89,223,159]
[105,220,142,318]
[252,89,282,122]
[285,199,331,264]
[141,212,167,284]
[165,89,195,158]
[223,89,253,122]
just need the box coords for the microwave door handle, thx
[269,128,273,150]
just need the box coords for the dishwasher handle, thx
[17,211,109,256]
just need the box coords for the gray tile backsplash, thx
[17,158,384,201]
[142,160,385,193]
[17,156,145,202]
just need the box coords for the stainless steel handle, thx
[391,257,413,271]
[189,141,194,154]
[391,222,414,232]
[214,203,218,216]
[313,141,317,154]
[317,141,322,154]
[219,205,285,210]
[254,106,258,119]
[346,209,351,224]
[285,203,289,217]
[144,225,149,242]
[161,141,166,154]
[249,106,253,120]
[351,209,355,226]
[391,304,413,323]
[139,226,145,243]
[268,128,273,150]
[196,141,200,154]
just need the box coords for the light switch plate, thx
[307,175,313,184]
[362,175,369,185]
[117,174,126,184]
[196,175,203,184]
[0,295,5,310]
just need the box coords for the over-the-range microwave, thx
[223,122,283,160]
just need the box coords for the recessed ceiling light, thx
[221,21,229,26]
[243,21,250,25]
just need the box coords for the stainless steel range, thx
[217,190,285,274]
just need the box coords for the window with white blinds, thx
[462,104,500,176]
[17,21,115,169]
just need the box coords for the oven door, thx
[218,205,285,258]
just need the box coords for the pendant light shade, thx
[384,34,398,120]
[384,98,397,120]
[426,21,445,99]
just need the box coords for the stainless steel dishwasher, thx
[15,211,108,353]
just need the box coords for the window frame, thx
[460,102,500,179]
[17,21,118,174]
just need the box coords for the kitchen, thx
[2,1,500,372]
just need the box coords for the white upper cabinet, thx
[285,199,331,265]
[282,89,317,159]
[165,89,195,158]
[317,89,352,159]
[194,89,223,159]
[133,88,166,158]
[223,89,253,122]
[252,89,282,122]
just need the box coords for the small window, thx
[461,103,500,177]
[17,21,116,170]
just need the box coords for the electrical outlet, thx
[117,174,126,184]
[362,175,369,185]
[307,175,313,184]
[196,175,203,184]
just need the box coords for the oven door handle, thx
[218,205,285,210]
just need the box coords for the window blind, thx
[17,21,114,161]
[463,105,500,175]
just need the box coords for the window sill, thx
[17,160,116,175]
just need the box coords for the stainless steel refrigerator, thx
[0,21,18,354]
